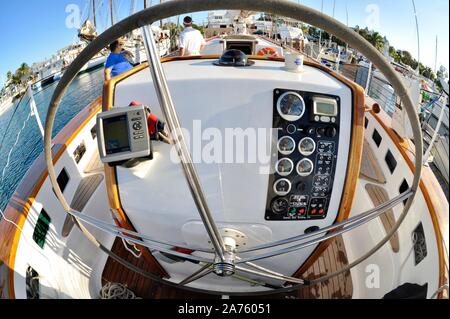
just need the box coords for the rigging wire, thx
[0,94,30,153]
[0,112,32,186]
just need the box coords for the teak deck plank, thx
[360,140,387,184]
[293,236,353,299]
[365,183,400,253]
[62,173,104,237]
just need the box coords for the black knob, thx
[296,182,307,192]
[317,127,326,136]
[325,127,337,138]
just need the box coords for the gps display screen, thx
[103,115,131,154]
[315,102,337,116]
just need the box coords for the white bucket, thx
[284,53,304,73]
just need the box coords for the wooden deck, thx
[101,235,352,299]
[359,139,399,253]
[360,139,386,184]
[365,184,400,253]
[101,239,214,299]
[294,236,353,299]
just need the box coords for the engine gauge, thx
[298,137,316,156]
[296,159,314,177]
[271,198,290,215]
[275,158,294,176]
[277,136,296,155]
[277,92,306,122]
[273,179,292,196]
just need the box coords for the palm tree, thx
[389,46,402,63]
[15,63,32,85]
[368,32,384,52]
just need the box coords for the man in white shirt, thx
[179,16,206,56]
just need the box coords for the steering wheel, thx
[44,0,423,296]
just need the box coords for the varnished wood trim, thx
[0,97,102,299]
[103,64,169,279]
[370,110,449,299]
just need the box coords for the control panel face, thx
[97,105,151,163]
[265,89,341,221]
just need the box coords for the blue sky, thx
[0,0,448,88]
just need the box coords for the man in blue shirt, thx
[104,38,133,81]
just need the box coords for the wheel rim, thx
[44,0,423,295]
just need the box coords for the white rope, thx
[100,282,141,299]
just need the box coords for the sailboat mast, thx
[434,36,438,75]
[110,0,114,26]
[160,0,163,28]
[412,0,421,72]
[329,0,336,46]
[318,0,323,53]
[346,3,349,51]
[92,0,97,28]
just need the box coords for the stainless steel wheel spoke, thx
[179,264,214,286]
[243,261,305,284]
[235,265,305,285]
[142,26,226,261]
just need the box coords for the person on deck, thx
[104,38,133,81]
[179,16,206,56]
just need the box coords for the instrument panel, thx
[265,89,341,221]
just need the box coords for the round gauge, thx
[271,198,290,215]
[275,158,294,176]
[277,136,296,155]
[286,124,297,135]
[277,92,306,122]
[298,137,316,156]
[296,159,314,177]
[273,179,292,196]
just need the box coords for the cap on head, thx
[183,16,193,26]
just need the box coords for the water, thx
[0,68,104,212]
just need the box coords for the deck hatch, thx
[372,129,382,148]
[56,168,70,194]
[32,209,51,249]
[399,179,410,205]
[385,150,397,174]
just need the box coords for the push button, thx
[133,122,142,131]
